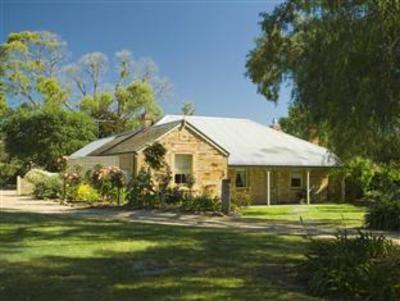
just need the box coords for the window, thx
[290,172,303,189]
[174,154,192,184]
[235,168,248,188]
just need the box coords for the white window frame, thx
[235,168,248,188]
[290,172,303,189]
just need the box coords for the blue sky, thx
[1,0,290,125]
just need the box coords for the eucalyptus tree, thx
[1,30,172,138]
[65,50,166,137]
[1,31,68,108]
[247,0,400,161]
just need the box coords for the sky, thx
[1,0,290,125]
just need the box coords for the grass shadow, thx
[0,211,326,300]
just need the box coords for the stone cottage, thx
[69,115,340,204]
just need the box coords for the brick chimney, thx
[309,127,319,145]
[270,118,282,131]
[140,112,154,129]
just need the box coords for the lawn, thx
[0,211,323,300]
[241,204,367,228]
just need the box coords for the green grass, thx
[241,204,367,228]
[0,211,325,300]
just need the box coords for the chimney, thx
[140,112,154,129]
[309,127,319,145]
[270,118,282,131]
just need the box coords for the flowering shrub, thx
[126,168,157,208]
[63,166,83,200]
[55,156,68,172]
[89,165,126,204]
[76,183,99,203]
[63,171,81,186]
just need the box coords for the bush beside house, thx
[302,231,400,300]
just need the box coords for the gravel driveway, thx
[2,190,399,242]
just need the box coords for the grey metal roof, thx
[156,115,339,167]
[71,114,339,167]
[69,136,116,159]
[102,120,181,155]
[89,128,143,156]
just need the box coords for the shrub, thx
[368,161,400,199]
[180,194,221,212]
[33,176,63,199]
[164,186,184,205]
[76,183,99,203]
[302,231,400,300]
[63,166,83,201]
[126,168,157,209]
[342,157,376,200]
[231,190,252,211]
[88,165,126,204]
[25,168,58,185]
[366,198,400,231]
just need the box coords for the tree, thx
[246,1,400,161]
[181,101,195,116]
[279,103,329,146]
[65,50,167,137]
[0,45,8,115]
[2,108,97,171]
[2,31,68,107]
[1,31,171,137]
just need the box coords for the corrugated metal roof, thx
[89,128,143,156]
[156,115,339,167]
[69,136,116,159]
[102,120,182,155]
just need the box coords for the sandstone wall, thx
[228,167,332,204]
[136,126,228,197]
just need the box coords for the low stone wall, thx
[16,176,34,196]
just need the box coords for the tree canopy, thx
[1,31,171,137]
[2,108,97,171]
[247,0,400,161]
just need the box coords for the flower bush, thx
[126,168,157,209]
[63,166,83,200]
[89,165,126,204]
[76,183,100,203]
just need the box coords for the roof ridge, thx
[164,114,252,122]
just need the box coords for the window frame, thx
[290,172,303,189]
[234,168,249,189]
[174,154,193,185]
